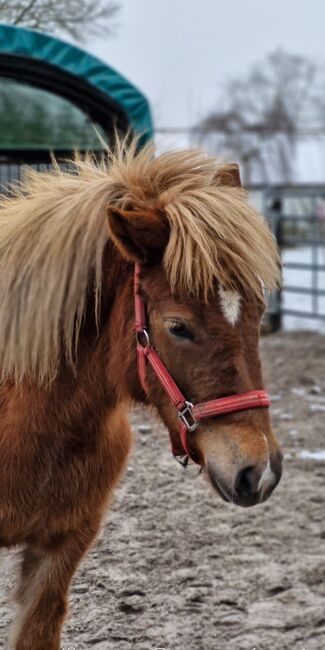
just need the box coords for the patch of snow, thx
[136,424,152,433]
[310,385,322,395]
[306,394,325,403]
[297,450,325,461]
[309,403,325,412]
[291,387,306,397]
[279,412,293,420]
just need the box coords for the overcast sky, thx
[87,0,325,129]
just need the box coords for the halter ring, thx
[136,328,150,349]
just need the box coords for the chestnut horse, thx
[0,140,282,649]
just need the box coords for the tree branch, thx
[0,0,120,41]
[13,0,38,25]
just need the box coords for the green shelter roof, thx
[0,23,153,143]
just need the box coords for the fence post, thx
[268,196,283,332]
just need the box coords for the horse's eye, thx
[168,321,193,340]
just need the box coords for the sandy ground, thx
[0,331,325,650]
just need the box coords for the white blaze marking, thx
[218,286,241,326]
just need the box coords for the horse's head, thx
[133,266,282,507]
[107,149,282,508]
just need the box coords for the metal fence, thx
[263,185,325,330]
[0,149,89,192]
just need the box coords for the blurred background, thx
[0,0,324,333]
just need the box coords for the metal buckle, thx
[136,328,150,348]
[178,401,198,433]
[174,454,189,468]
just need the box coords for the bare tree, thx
[0,0,120,42]
[197,50,321,184]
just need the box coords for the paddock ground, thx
[0,331,324,650]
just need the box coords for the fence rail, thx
[264,186,325,329]
[0,149,96,193]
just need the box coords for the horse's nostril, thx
[235,465,257,498]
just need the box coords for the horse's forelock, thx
[0,139,280,382]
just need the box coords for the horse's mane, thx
[0,138,280,383]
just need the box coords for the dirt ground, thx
[0,331,325,650]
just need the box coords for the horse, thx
[0,139,282,649]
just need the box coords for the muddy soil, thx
[0,332,325,650]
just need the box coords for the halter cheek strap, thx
[134,263,271,465]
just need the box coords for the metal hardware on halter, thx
[136,328,150,348]
[174,454,189,468]
[178,401,198,433]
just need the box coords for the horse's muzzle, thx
[207,451,282,508]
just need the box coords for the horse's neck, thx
[0,249,140,444]
[101,247,144,405]
[70,244,143,411]
[22,250,142,433]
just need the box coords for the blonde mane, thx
[0,139,280,383]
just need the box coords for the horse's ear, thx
[214,163,242,188]
[107,206,169,264]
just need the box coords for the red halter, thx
[134,263,271,465]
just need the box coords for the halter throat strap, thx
[134,263,271,465]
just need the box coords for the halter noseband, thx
[134,263,270,465]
